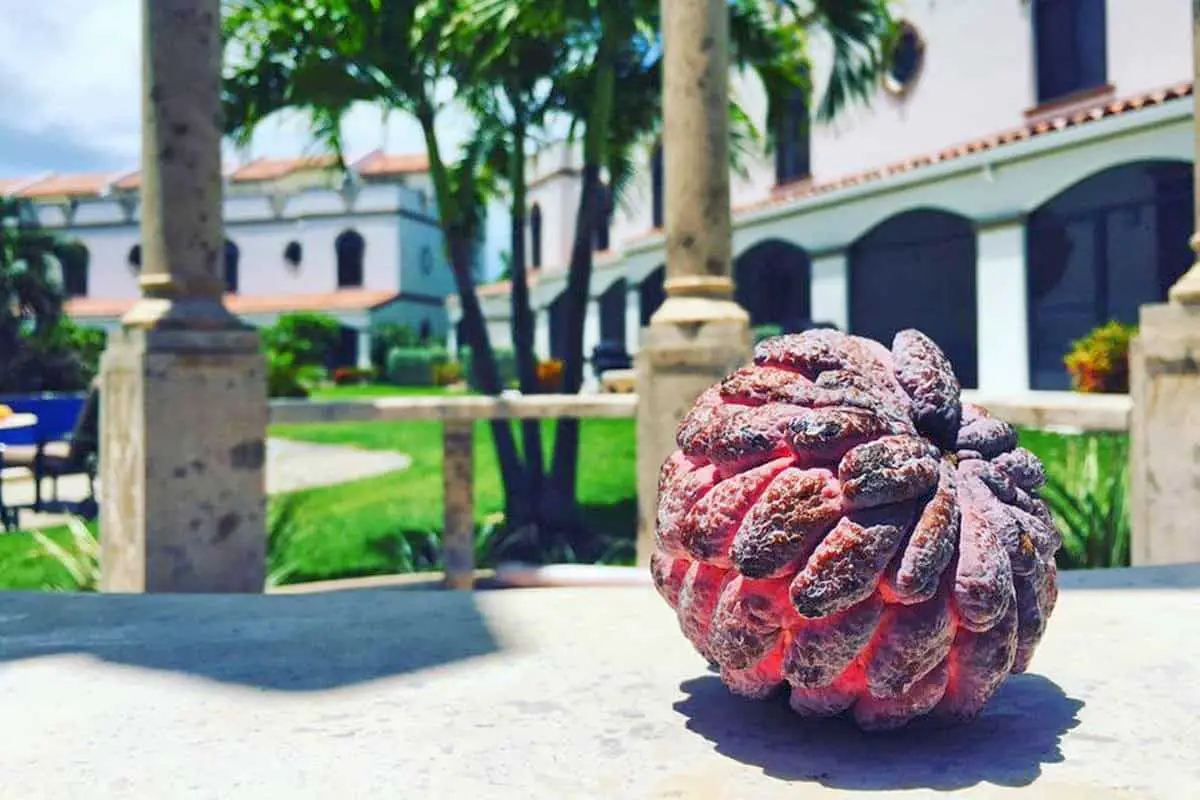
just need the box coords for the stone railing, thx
[269,394,638,590]
[266,388,1127,590]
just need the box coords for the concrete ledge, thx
[963,390,1130,433]
[269,393,638,425]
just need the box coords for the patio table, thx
[0,563,1196,798]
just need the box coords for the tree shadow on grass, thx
[673,672,1083,793]
[0,587,501,692]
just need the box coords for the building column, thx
[357,327,373,371]
[625,283,642,355]
[98,0,267,593]
[809,249,849,331]
[534,304,551,360]
[1128,3,1200,566]
[634,0,751,566]
[582,297,603,392]
[974,217,1030,394]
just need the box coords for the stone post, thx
[634,0,751,566]
[98,0,268,593]
[1128,7,1200,566]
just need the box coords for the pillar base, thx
[634,297,751,566]
[1129,300,1200,566]
[98,323,268,593]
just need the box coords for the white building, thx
[0,151,472,368]
[455,0,1196,394]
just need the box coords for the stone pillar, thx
[356,327,373,370]
[975,216,1030,394]
[98,0,268,593]
[809,249,849,331]
[625,283,642,356]
[634,0,751,566]
[1128,7,1200,566]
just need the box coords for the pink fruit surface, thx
[651,328,1063,731]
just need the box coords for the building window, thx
[775,87,811,185]
[420,246,434,275]
[127,243,141,273]
[419,319,432,343]
[651,143,664,229]
[1032,0,1107,105]
[883,21,925,97]
[56,241,90,298]
[335,229,365,288]
[594,183,612,252]
[284,240,303,269]
[529,203,543,268]
[224,239,240,294]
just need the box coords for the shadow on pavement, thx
[0,588,500,691]
[674,671,1083,792]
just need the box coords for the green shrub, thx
[386,347,450,386]
[261,312,341,369]
[370,323,421,371]
[462,347,517,391]
[752,324,783,344]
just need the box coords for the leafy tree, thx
[223,0,530,519]
[0,198,95,394]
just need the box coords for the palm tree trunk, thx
[506,105,546,525]
[417,107,528,523]
[545,40,617,528]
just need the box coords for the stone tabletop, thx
[1,565,1197,799]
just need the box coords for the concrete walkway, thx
[2,438,411,530]
[0,564,1196,798]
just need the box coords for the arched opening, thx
[224,239,240,294]
[127,243,142,273]
[334,325,359,369]
[775,84,811,185]
[529,203,543,268]
[335,229,365,288]
[650,144,664,229]
[284,240,303,269]
[593,278,631,373]
[419,318,432,343]
[594,183,612,252]
[734,240,811,332]
[1027,160,1193,390]
[639,266,666,326]
[56,241,89,298]
[849,209,979,388]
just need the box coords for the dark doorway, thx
[1027,160,1193,389]
[335,229,365,288]
[735,240,811,332]
[849,209,979,388]
[334,325,359,369]
[224,239,240,294]
[639,266,666,326]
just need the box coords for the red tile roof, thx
[65,289,398,319]
[354,150,431,178]
[17,173,116,199]
[229,155,342,183]
[738,80,1193,216]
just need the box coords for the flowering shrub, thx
[537,359,564,392]
[1064,321,1137,394]
[433,361,464,386]
[332,366,374,386]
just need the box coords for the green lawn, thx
[309,382,473,400]
[0,412,1130,592]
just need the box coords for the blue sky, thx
[0,0,460,179]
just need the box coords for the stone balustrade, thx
[266,389,1128,590]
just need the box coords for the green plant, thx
[370,323,422,371]
[30,515,99,591]
[386,347,450,386]
[463,347,517,391]
[752,324,784,344]
[1064,321,1137,394]
[261,312,341,369]
[1036,431,1131,570]
[432,361,464,386]
[266,349,326,398]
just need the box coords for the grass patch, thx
[1,418,1131,592]
[309,383,472,400]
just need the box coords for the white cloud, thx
[0,0,448,175]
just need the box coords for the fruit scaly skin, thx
[651,328,1063,732]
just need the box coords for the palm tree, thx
[459,0,898,530]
